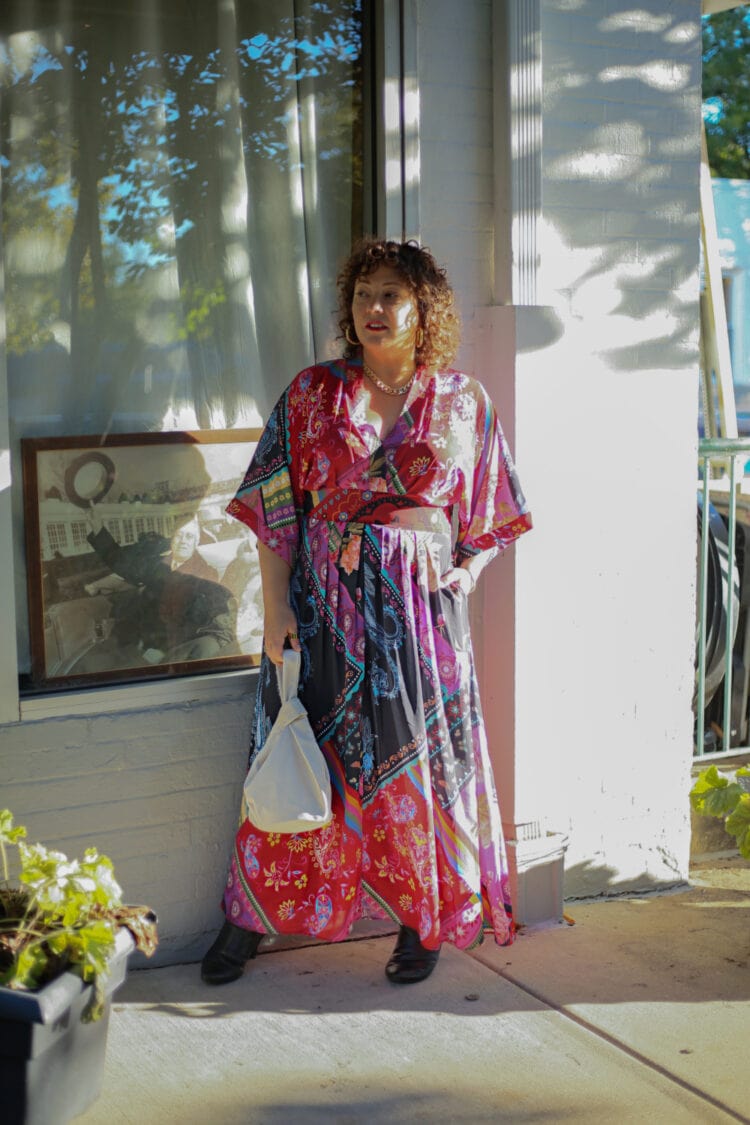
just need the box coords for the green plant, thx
[0,809,157,1019]
[690,765,750,859]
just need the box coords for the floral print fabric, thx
[222,358,532,950]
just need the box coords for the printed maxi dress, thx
[223,357,532,950]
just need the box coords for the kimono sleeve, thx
[226,392,300,568]
[455,389,533,561]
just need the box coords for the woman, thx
[201,238,532,986]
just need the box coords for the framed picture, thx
[22,429,263,690]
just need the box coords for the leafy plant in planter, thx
[0,809,157,1016]
[0,809,158,1125]
[690,765,750,858]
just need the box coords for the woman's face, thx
[351,265,419,361]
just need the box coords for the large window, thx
[0,0,365,684]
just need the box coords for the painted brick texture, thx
[515,0,702,895]
[2,688,255,964]
[541,0,702,332]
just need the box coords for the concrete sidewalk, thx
[77,860,750,1125]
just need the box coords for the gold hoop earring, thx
[345,326,359,347]
[415,327,424,350]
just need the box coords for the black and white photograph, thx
[22,429,262,688]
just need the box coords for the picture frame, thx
[22,429,263,690]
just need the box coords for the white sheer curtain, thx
[0,0,364,672]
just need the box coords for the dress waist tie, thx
[304,489,452,572]
[304,487,424,530]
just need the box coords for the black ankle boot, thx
[201,921,263,985]
[385,925,440,985]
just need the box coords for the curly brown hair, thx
[337,238,461,372]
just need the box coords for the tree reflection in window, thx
[0,0,364,433]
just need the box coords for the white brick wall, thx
[417,0,701,901]
[2,686,255,965]
[541,0,702,322]
[515,0,702,896]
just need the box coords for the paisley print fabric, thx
[222,358,532,950]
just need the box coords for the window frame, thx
[0,0,417,723]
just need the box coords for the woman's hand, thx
[263,600,301,666]
[439,566,475,596]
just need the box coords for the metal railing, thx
[695,437,750,757]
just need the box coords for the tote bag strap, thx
[276,649,301,703]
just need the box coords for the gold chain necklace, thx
[363,362,415,397]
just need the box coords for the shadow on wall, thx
[563,858,687,900]
[540,4,702,372]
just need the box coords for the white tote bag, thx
[243,650,332,834]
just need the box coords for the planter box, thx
[508,824,569,927]
[0,928,134,1125]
